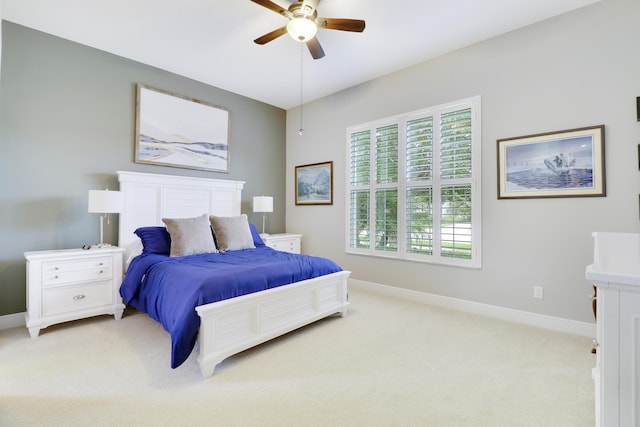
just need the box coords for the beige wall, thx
[286,0,640,323]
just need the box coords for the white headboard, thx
[117,171,245,248]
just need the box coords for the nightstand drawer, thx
[42,258,112,286]
[42,281,114,316]
[268,239,300,253]
[263,234,302,254]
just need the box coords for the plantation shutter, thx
[406,187,433,255]
[376,124,398,184]
[349,131,371,249]
[406,117,433,182]
[374,124,398,253]
[350,131,370,186]
[406,116,434,255]
[439,108,473,260]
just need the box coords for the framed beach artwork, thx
[135,84,230,173]
[295,161,333,205]
[497,125,605,199]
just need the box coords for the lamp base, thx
[92,215,114,249]
[261,213,268,237]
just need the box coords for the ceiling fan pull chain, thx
[299,43,305,136]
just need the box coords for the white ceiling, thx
[2,0,599,109]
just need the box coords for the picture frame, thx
[135,84,230,173]
[295,161,333,205]
[497,125,605,199]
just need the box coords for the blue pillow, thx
[134,226,172,254]
[249,223,265,247]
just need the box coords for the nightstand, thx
[262,233,302,254]
[24,246,125,338]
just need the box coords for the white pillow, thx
[123,238,143,270]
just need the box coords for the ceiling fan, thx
[250,0,366,59]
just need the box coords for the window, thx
[346,96,481,268]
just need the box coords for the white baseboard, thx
[349,279,596,338]
[0,312,25,331]
[2,282,596,337]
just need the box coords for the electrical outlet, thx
[533,286,544,299]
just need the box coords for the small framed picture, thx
[497,125,606,199]
[295,161,333,205]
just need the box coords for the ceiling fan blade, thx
[249,0,287,15]
[254,26,288,45]
[317,18,366,32]
[306,37,325,59]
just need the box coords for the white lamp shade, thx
[253,196,273,213]
[88,190,123,214]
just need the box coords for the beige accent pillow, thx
[209,214,255,252]
[162,214,217,257]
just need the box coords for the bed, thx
[117,170,350,377]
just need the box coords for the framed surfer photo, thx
[497,125,605,199]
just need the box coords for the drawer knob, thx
[73,294,86,301]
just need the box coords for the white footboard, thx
[195,271,350,377]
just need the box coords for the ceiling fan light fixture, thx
[287,17,317,42]
[251,0,365,59]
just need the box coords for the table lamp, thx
[253,196,273,236]
[88,189,123,247]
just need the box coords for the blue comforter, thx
[120,246,343,368]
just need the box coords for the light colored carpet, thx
[0,287,594,426]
